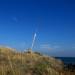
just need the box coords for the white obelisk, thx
[31,33,37,50]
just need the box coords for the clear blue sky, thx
[0,0,75,57]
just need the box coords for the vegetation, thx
[0,47,75,75]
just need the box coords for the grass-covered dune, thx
[0,47,68,75]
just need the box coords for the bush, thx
[33,62,48,75]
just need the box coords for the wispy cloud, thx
[40,44,52,50]
[40,43,60,50]
[71,44,75,49]
[11,16,18,23]
[72,46,75,49]
[53,45,60,49]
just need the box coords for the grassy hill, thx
[0,47,74,75]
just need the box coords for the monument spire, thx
[31,32,36,50]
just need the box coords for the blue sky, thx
[0,0,75,57]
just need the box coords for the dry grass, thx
[0,47,74,75]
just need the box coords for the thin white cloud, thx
[12,17,18,22]
[40,44,52,50]
[40,44,60,50]
[72,46,75,49]
[53,45,60,49]
[71,44,75,49]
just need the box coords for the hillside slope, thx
[0,47,64,75]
